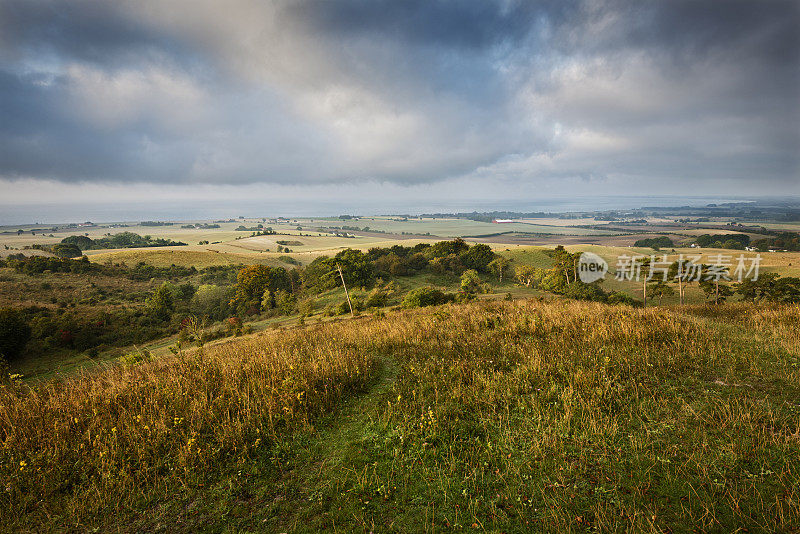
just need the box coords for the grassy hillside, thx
[1,299,798,532]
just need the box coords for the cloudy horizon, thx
[1,0,798,216]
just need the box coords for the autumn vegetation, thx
[1,298,798,531]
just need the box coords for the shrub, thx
[364,288,389,308]
[119,349,152,366]
[563,282,607,302]
[297,297,316,316]
[0,308,31,362]
[275,290,297,315]
[460,269,486,294]
[226,316,243,335]
[607,291,642,306]
[402,287,453,308]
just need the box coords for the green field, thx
[317,216,624,237]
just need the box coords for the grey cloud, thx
[0,0,796,193]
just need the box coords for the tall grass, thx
[0,328,377,529]
[1,300,798,531]
[366,301,799,531]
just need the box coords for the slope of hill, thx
[1,300,798,532]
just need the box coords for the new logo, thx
[578,252,608,283]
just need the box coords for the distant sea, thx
[0,196,760,226]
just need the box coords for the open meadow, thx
[1,299,798,532]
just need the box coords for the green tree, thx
[275,290,297,315]
[460,269,484,294]
[735,273,780,302]
[302,249,374,293]
[61,235,95,249]
[647,280,675,305]
[700,279,733,303]
[550,245,580,286]
[51,243,82,258]
[768,276,800,303]
[0,308,31,363]
[146,283,174,321]
[488,257,512,283]
[231,265,291,310]
[190,285,233,321]
[427,238,469,258]
[668,258,701,305]
[297,297,316,316]
[461,244,495,272]
[514,265,545,287]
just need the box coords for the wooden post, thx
[643,278,647,307]
[337,264,354,316]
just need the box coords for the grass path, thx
[128,355,402,533]
[262,356,401,533]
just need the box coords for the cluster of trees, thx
[1,254,99,274]
[735,273,800,303]
[633,236,674,249]
[0,259,247,365]
[228,264,301,315]
[694,234,750,249]
[751,232,800,252]
[181,223,220,229]
[512,246,800,306]
[0,254,206,281]
[364,239,507,280]
[0,308,31,365]
[641,258,799,305]
[692,230,800,252]
[220,240,509,318]
[235,225,275,233]
[514,246,639,305]
[57,232,186,256]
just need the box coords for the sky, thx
[0,0,798,221]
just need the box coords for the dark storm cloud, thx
[292,0,572,50]
[0,0,192,68]
[0,0,797,193]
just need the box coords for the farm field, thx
[738,221,800,232]
[305,216,627,237]
[0,216,637,268]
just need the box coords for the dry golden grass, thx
[1,299,798,531]
[0,327,377,529]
